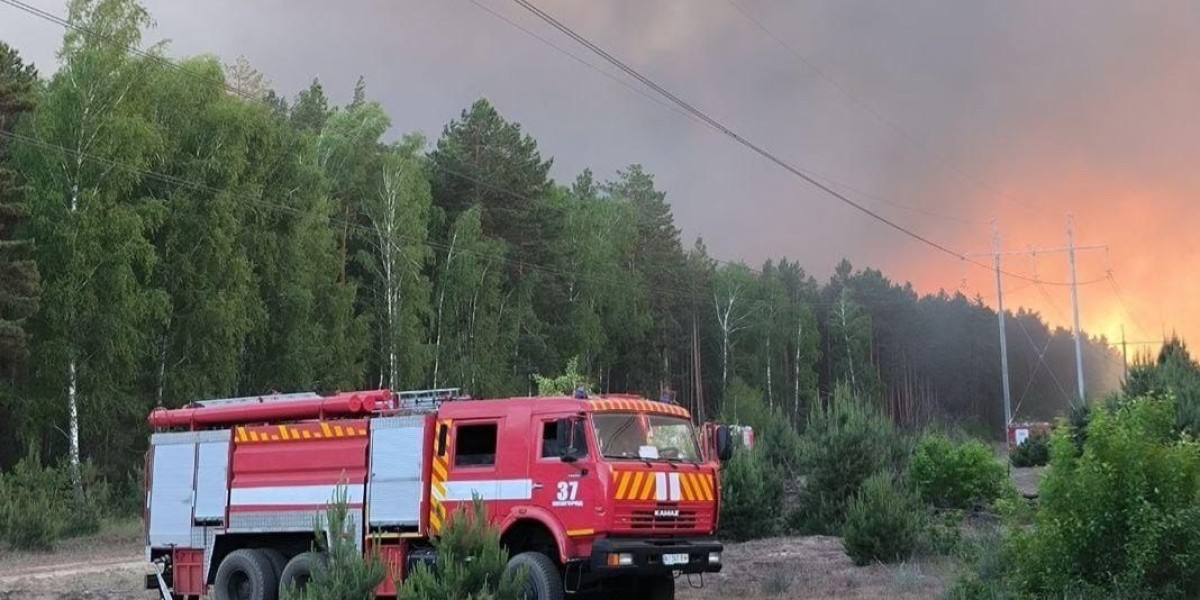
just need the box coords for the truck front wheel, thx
[213,549,277,600]
[642,574,675,600]
[504,551,564,600]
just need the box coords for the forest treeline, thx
[0,0,1122,483]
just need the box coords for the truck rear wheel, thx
[214,549,277,600]
[504,551,564,600]
[279,551,324,595]
[260,548,287,581]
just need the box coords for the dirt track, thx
[0,520,152,600]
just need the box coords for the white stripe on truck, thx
[229,484,365,506]
[443,479,534,502]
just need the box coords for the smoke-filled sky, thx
[3,0,1196,350]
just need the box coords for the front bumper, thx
[589,537,723,576]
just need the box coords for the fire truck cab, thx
[144,389,732,600]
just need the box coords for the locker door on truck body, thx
[147,433,197,547]
[368,415,429,528]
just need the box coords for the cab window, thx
[540,418,587,459]
[454,423,497,467]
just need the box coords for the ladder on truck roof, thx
[149,388,464,429]
[190,388,462,412]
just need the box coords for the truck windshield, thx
[592,412,702,463]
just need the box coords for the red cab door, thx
[528,412,599,539]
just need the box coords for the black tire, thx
[505,551,564,600]
[279,551,324,596]
[259,548,287,582]
[642,574,675,600]
[213,549,277,600]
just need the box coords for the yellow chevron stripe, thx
[320,422,332,438]
[627,472,644,500]
[681,473,697,501]
[432,480,446,498]
[704,474,715,501]
[614,471,630,500]
[639,473,655,500]
[302,430,312,439]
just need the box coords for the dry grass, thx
[678,536,955,600]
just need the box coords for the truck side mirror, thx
[716,426,733,462]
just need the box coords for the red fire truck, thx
[143,388,732,600]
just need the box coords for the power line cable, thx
[505,0,1093,287]
[467,0,988,230]
[1106,271,1151,340]
[720,0,1053,218]
[463,0,704,128]
[1011,313,1076,408]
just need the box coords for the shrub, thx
[0,451,67,551]
[794,386,910,534]
[719,447,783,541]
[61,461,109,539]
[759,406,802,474]
[398,497,525,600]
[842,473,924,566]
[1010,396,1200,598]
[1008,433,1049,468]
[285,486,386,600]
[910,433,1006,510]
[920,510,965,557]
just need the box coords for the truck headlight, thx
[606,552,634,567]
[708,551,721,564]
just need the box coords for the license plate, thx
[662,553,689,566]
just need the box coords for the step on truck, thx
[143,388,733,600]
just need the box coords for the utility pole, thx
[1121,324,1129,381]
[968,220,1107,425]
[992,220,1013,432]
[1067,214,1086,402]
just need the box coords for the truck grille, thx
[617,504,701,532]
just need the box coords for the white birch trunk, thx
[431,230,458,389]
[794,316,802,420]
[839,293,857,390]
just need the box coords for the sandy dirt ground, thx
[0,521,153,600]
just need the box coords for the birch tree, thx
[431,207,508,395]
[712,263,755,396]
[357,134,432,389]
[828,286,872,393]
[18,0,164,491]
